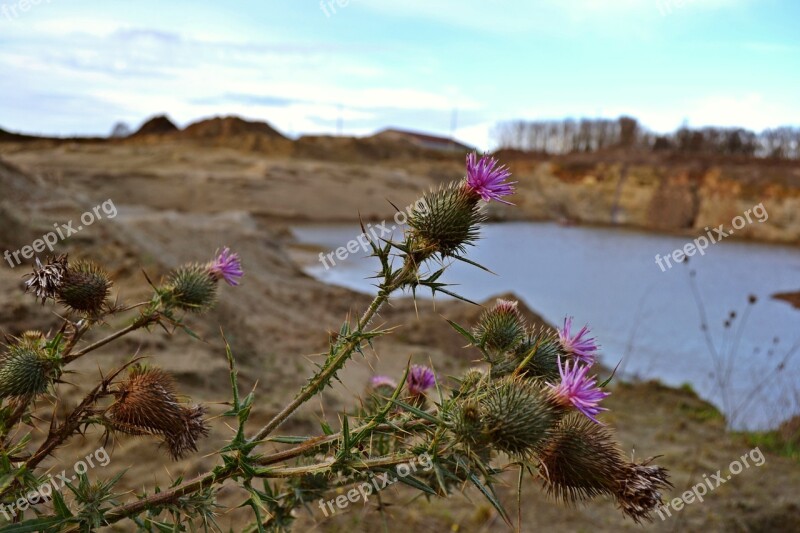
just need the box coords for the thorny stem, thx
[62,312,158,365]
[247,262,415,444]
[253,454,421,478]
[76,416,433,529]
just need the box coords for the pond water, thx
[293,222,800,430]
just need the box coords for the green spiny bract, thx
[0,340,58,398]
[515,328,563,381]
[449,400,489,451]
[406,183,485,259]
[471,376,560,457]
[56,260,111,314]
[165,264,218,312]
[456,368,488,396]
[488,327,563,382]
[472,299,526,353]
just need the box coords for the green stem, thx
[247,262,414,444]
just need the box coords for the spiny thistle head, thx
[538,414,625,503]
[0,340,55,398]
[464,153,515,204]
[110,366,184,434]
[547,357,609,424]
[450,400,488,449]
[406,182,485,258]
[558,317,599,364]
[479,376,560,457]
[166,264,218,312]
[17,330,47,349]
[538,415,670,523]
[24,255,68,304]
[473,299,526,352]
[458,368,487,394]
[513,328,564,382]
[109,366,208,460]
[57,260,112,314]
[407,365,436,396]
[207,247,243,286]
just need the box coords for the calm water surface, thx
[293,222,800,430]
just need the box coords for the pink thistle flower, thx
[370,375,398,390]
[407,365,436,396]
[208,248,243,286]
[465,153,516,204]
[547,357,610,424]
[558,317,598,364]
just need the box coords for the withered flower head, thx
[109,366,208,460]
[24,255,68,304]
[615,460,671,524]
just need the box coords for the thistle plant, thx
[0,154,670,531]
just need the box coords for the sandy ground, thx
[0,141,798,532]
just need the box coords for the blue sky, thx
[0,0,797,149]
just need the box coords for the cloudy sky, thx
[0,0,797,148]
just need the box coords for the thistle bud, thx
[450,400,488,450]
[57,260,111,314]
[473,299,526,352]
[109,366,209,460]
[369,375,398,398]
[0,340,54,398]
[479,376,560,457]
[457,368,487,394]
[406,183,485,259]
[165,265,218,312]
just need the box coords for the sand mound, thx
[132,114,180,136]
[182,115,286,140]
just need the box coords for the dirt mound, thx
[293,134,452,162]
[774,290,800,309]
[0,127,36,142]
[132,114,179,136]
[181,115,286,140]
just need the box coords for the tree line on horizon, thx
[493,116,800,160]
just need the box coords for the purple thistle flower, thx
[208,248,243,286]
[558,317,598,364]
[547,357,610,424]
[370,375,398,390]
[407,365,436,396]
[465,153,516,204]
